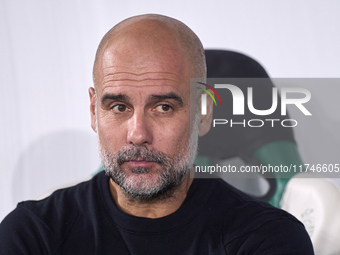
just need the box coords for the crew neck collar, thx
[96,171,216,234]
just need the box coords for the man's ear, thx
[89,87,97,133]
[199,95,213,136]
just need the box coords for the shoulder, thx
[209,178,303,227]
[0,172,106,254]
[204,178,287,217]
[199,178,314,254]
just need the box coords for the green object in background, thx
[253,141,304,208]
[194,156,211,167]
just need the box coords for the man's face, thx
[90,34,199,201]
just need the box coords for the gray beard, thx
[100,144,191,202]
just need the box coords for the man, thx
[0,14,313,254]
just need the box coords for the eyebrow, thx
[101,94,130,105]
[149,92,184,107]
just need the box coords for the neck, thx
[109,168,194,219]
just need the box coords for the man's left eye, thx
[155,104,172,112]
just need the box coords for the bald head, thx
[92,14,206,88]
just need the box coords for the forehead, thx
[96,47,192,98]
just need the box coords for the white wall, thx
[1,0,339,221]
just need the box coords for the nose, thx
[126,110,153,146]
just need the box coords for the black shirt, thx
[0,171,314,254]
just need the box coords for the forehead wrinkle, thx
[100,84,184,93]
[101,70,182,79]
[102,73,180,80]
[99,70,182,88]
[101,67,180,77]
[101,78,181,88]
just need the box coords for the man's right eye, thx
[112,104,127,113]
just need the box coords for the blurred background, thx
[1,0,339,225]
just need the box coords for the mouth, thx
[125,159,157,168]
